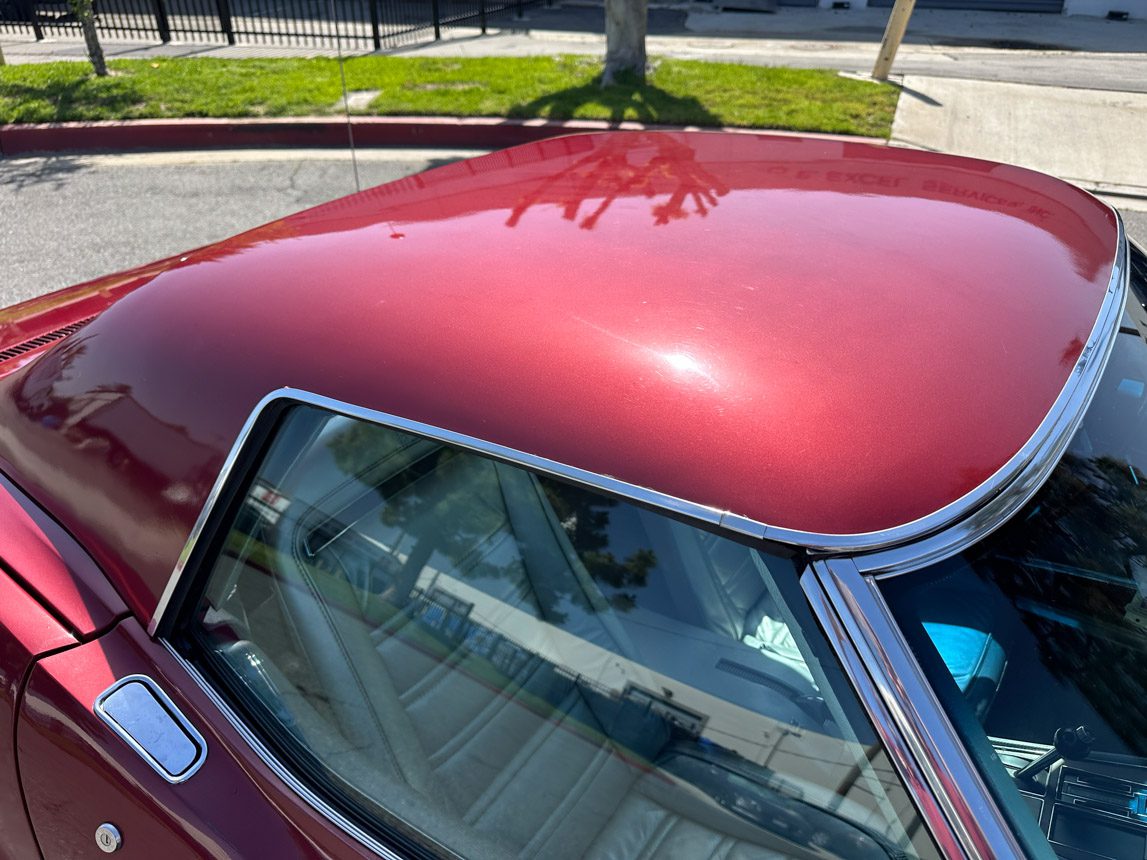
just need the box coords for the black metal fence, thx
[0,0,539,50]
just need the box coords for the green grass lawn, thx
[0,56,898,137]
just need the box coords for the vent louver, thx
[0,317,95,364]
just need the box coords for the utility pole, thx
[873,0,916,81]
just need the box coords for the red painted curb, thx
[0,116,887,155]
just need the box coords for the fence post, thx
[19,0,45,40]
[514,0,523,19]
[152,0,172,42]
[214,0,235,44]
[478,0,485,34]
[430,0,440,40]
[369,0,381,49]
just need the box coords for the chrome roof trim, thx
[811,557,1026,860]
[767,215,1128,556]
[860,216,1128,576]
[161,643,408,860]
[800,568,971,860]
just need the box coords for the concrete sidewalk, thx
[891,76,1147,208]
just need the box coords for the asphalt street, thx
[1,149,1145,309]
[0,150,478,307]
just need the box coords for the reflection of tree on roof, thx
[506,133,730,231]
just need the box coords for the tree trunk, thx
[69,0,108,77]
[0,41,6,66]
[602,0,647,86]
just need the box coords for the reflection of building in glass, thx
[395,570,909,842]
[245,481,292,525]
[1124,557,1147,632]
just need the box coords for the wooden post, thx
[872,0,916,82]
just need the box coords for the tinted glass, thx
[184,405,940,859]
[883,244,1147,860]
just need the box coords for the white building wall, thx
[1063,0,1144,16]
[815,0,1144,16]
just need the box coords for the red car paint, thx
[0,132,1118,627]
[0,471,127,637]
[0,131,1127,860]
[17,618,376,858]
[0,566,76,859]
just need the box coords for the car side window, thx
[178,404,940,860]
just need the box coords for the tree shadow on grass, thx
[507,71,724,128]
[1,74,145,124]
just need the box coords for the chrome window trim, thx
[149,387,744,636]
[811,558,1025,860]
[147,388,980,858]
[800,568,970,860]
[160,643,408,860]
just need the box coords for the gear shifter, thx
[1015,725,1095,788]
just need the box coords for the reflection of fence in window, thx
[0,0,545,51]
[621,684,708,738]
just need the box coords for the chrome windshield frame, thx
[809,558,1025,860]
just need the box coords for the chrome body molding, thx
[799,568,970,860]
[811,558,1026,860]
[162,643,409,860]
[94,674,208,784]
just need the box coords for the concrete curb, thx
[0,116,889,156]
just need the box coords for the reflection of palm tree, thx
[325,422,656,616]
[505,133,730,231]
[540,478,657,612]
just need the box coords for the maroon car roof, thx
[0,131,1120,621]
